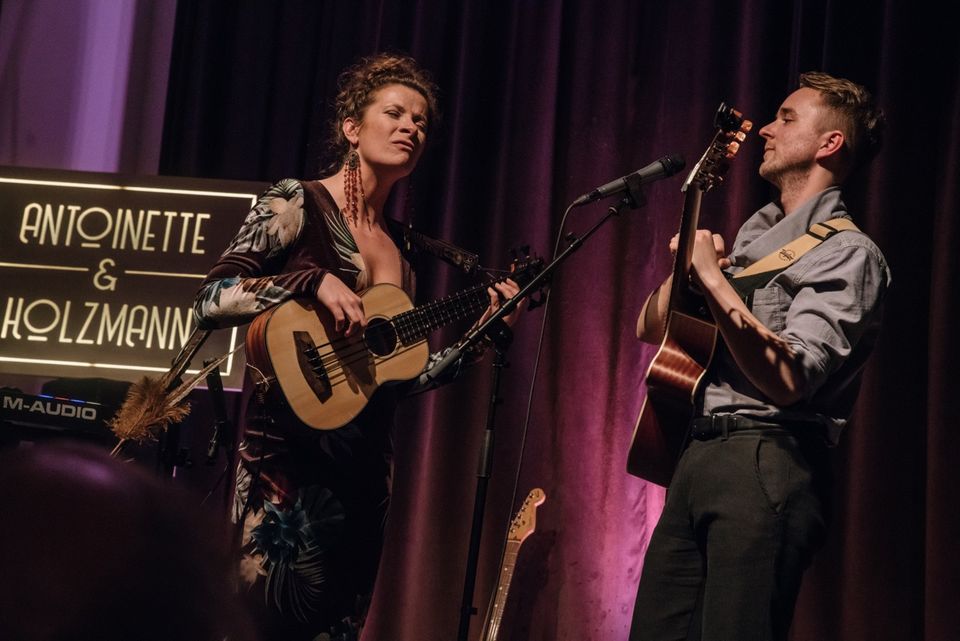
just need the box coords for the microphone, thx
[573,154,685,206]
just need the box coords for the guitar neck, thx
[666,113,746,315]
[392,282,493,345]
[668,184,705,312]
[481,540,521,641]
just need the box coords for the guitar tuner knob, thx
[741,120,753,132]
[726,141,741,155]
[734,131,747,142]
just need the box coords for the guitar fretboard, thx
[482,541,521,641]
[391,283,497,345]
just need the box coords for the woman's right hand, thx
[316,273,366,337]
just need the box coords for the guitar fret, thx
[394,285,491,345]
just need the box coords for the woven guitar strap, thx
[728,217,861,302]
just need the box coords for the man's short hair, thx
[800,71,885,175]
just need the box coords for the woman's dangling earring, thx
[344,149,364,224]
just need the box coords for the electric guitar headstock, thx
[507,487,546,544]
[682,102,753,194]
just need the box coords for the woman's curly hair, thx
[323,53,440,175]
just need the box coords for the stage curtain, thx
[160,2,960,640]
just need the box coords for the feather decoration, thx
[108,345,240,455]
[109,375,191,443]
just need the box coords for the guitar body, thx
[627,311,718,485]
[626,103,751,486]
[245,254,544,431]
[245,283,430,430]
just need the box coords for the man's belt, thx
[689,414,821,441]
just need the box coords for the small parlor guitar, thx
[245,255,542,430]
[480,488,546,641]
[627,104,752,486]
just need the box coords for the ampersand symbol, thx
[93,258,118,291]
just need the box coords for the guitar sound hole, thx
[364,317,398,357]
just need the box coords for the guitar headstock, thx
[682,102,752,194]
[508,246,543,283]
[505,245,549,310]
[507,487,546,544]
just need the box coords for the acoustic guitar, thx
[627,104,752,485]
[245,255,542,430]
[480,488,546,641]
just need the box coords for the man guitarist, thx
[629,72,890,641]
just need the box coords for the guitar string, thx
[312,298,487,372]
[292,269,533,365]
[317,342,422,388]
[304,278,526,388]
[312,288,493,369]
[301,283,494,359]
[377,270,536,349]
[290,268,539,399]
[306,292,490,387]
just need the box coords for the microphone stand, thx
[452,174,648,641]
[156,375,190,479]
[455,317,512,641]
[204,359,236,514]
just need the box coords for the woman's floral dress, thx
[195,179,469,641]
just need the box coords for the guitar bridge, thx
[293,331,332,400]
